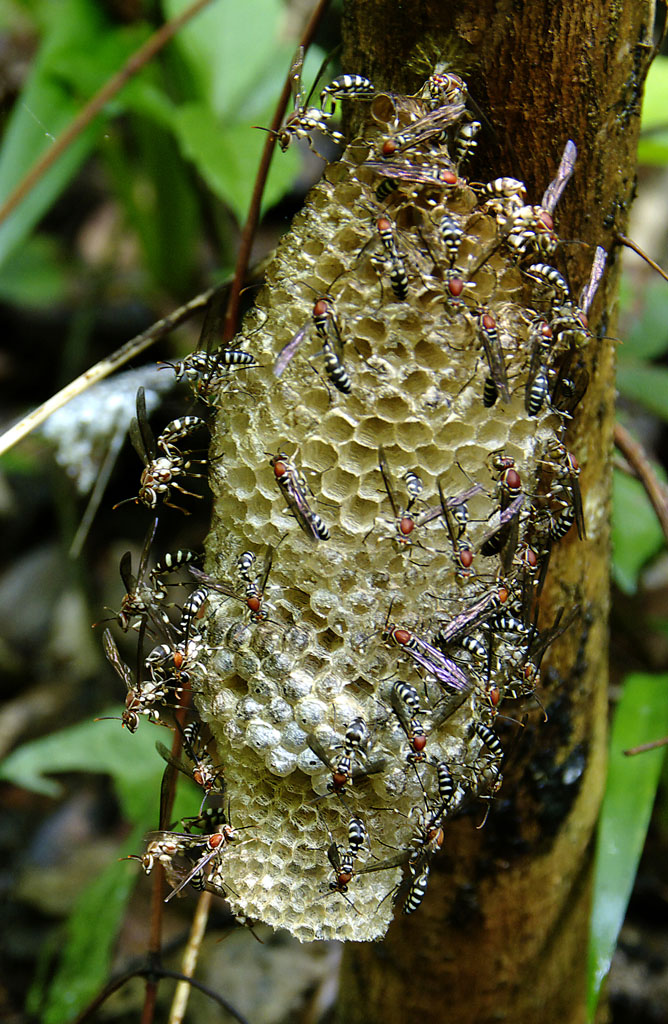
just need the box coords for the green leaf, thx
[616,359,668,422]
[38,821,150,1024]
[638,56,668,164]
[114,75,177,129]
[0,714,191,820]
[5,716,202,1020]
[637,135,668,166]
[0,0,109,267]
[172,103,299,221]
[0,234,68,306]
[612,467,665,594]
[587,673,668,1020]
[162,0,295,119]
[47,23,151,104]
[620,279,668,361]
[641,55,668,131]
[103,116,201,292]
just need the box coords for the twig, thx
[168,891,213,1024]
[72,963,250,1024]
[614,421,668,542]
[222,0,332,341]
[142,891,164,1024]
[159,967,251,1024]
[616,233,668,283]
[142,681,194,1024]
[0,287,215,458]
[0,0,216,230]
[69,424,127,557]
[624,736,668,756]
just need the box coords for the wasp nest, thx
[191,72,602,942]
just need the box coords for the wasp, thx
[142,818,239,902]
[423,70,467,108]
[473,720,504,766]
[100,626,171,732]
[391,681,428,762]
[524,263,571,304]
[319,74,375,116]
[113,517,167,633]
[115,388,207,514]
[453,119,481,168]
[156,722,225,813]
[475,309,511,405]
[274,293,351,394]
[436,479,476,578]
[434,582,511,648]
[402,863,431,914]
[269,452,330,542]
[377,445,425,546]
[367,215,412,300]
[478,176,527,214]
[439,213,464,266]
[189,545,274,622]
[416,481,483,529]
[541,440,586,540]
[256,46,345,156]
[383,604,471,694]
[363,158,459,202]
[539,138,577,233]
[325,816,367,910]
[478,493,524,574]
[308,717,386,795]
[524,318,554,417]
[578,245,607,325]
[506,140,577,257]
[144,586,210,692]
[113,526,202,635]
[378,96,467,158]
[160,283,257,404]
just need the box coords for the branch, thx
[0,286,216,458]
[72,963,250,1024]
[142,683,194,1024]
[614,421,668,544]
[0,0,215,229]
[168,891,213,1024]
[624,736,668,755]
[616,233,668,283]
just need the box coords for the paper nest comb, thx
[191,78,595,942]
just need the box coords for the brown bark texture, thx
[337,2,657,1023]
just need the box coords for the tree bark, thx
[337,3,657,1023]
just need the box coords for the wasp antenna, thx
[112,496,138,511]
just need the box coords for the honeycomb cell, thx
[266,696,293,724]
[282,720,308,752]
[355,416,396,448]
[280,670,316,703]
[246,720,281,752]
[294,697,328,730]
[266,746,298,776]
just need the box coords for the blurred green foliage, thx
[637,55,668,165]
[0,0,307,304]
[587,674,668,1021]
[588,49,668,1011]
[0,718,198,1022]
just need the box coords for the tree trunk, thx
[337,3,656,1023]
